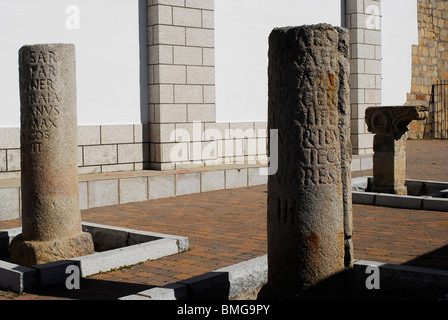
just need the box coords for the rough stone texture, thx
[365,106,428,195]
[406,0,448,139]
[261,24,352,299]
[10,44,94,266]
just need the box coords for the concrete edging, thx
[352,176,448,211]
[0,222,189,293]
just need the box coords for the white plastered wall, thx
[0,0,142,127]
[381,0,418,105]
[214,0,342,123]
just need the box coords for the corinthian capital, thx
[365,106,428,136]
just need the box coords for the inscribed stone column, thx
[260,24,352,299]
[10,44,94,266]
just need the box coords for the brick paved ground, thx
[0,139,447,300]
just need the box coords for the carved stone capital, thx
[365,106,428,136]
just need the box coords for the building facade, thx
[0,0,438,181]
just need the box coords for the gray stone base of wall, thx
[0,155,372,222]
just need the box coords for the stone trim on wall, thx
[346,0,382,155]
[0,125,151,180]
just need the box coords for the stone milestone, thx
[259,24,353,299]
[365,106,428,195]
[9,44,94,267]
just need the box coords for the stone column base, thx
[9,232,95,267]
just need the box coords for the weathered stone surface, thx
[260,24,352,299]
[365,106,428,195]
[10,44,94,266]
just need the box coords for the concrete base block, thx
[225,168,248,189]
[375,193,423,210]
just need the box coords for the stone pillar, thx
[261,24,352,299]
[345,0,382,155]
[365,106,428,195]
[147,0,217,170]
[10,44,94,267]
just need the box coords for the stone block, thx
[186,28,214,47]
[202,48,215,66]
[216,255,268,300]
[175,122,203,142]
[351,43,376,59]
[364,59,382,75]
[78,166,101,175]
[148,45,173,65]
[173,7,202,27]
[352,191,377,205]
[101,163,135,173]
[101,125,134,144]
[150,123,176,143]
[134,124,150,143]
[0,188,20,221]
[88,179,119,208]
[177,272,230,300]
[156,64,187,84]
[6,149,20,171]
[244,138,258,156]
[187,66,215,85]
[156,104,187,123]
[0,128,20,149]
[175,172,200,195]
[203,85,215,103]
[148,4,173,25]
[187,104,216,122]
[422,198,448,212]
[156,142,189,162]
[0,150,6,172]
[201,170,224,192]
[375,194,423,210]
[154,25,186,45]
[78,125,101,145]
[33,260,80,288]
[154,0,185,7]
[364,29,381,45]
[120,177,148,204]
[186,0,214,10]
[225,168,248,189]
[364,89,381,104]
[248,167,267,186]
[123,283,188,300]
[148,175,175,199]
[351,74,376,89]
[83,145,117,166]
[79,181,88,210]
[0,260,36,293]
[202,10,214,28]
[173,46,203,65]
[346,0,364,14]
[118,144,146,163]
[174,85,203,103]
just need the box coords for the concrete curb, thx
[119,255,268,300]
[120,255,448,300]
[0,223,189,293]
[352,176,448,211]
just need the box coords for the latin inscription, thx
[277,106,341,187]
[20,50,60,152]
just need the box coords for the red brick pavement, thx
[0,140,447,300]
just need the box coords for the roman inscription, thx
[20,50,60,151]
[11,44,95,267]
[260,24,352,299]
